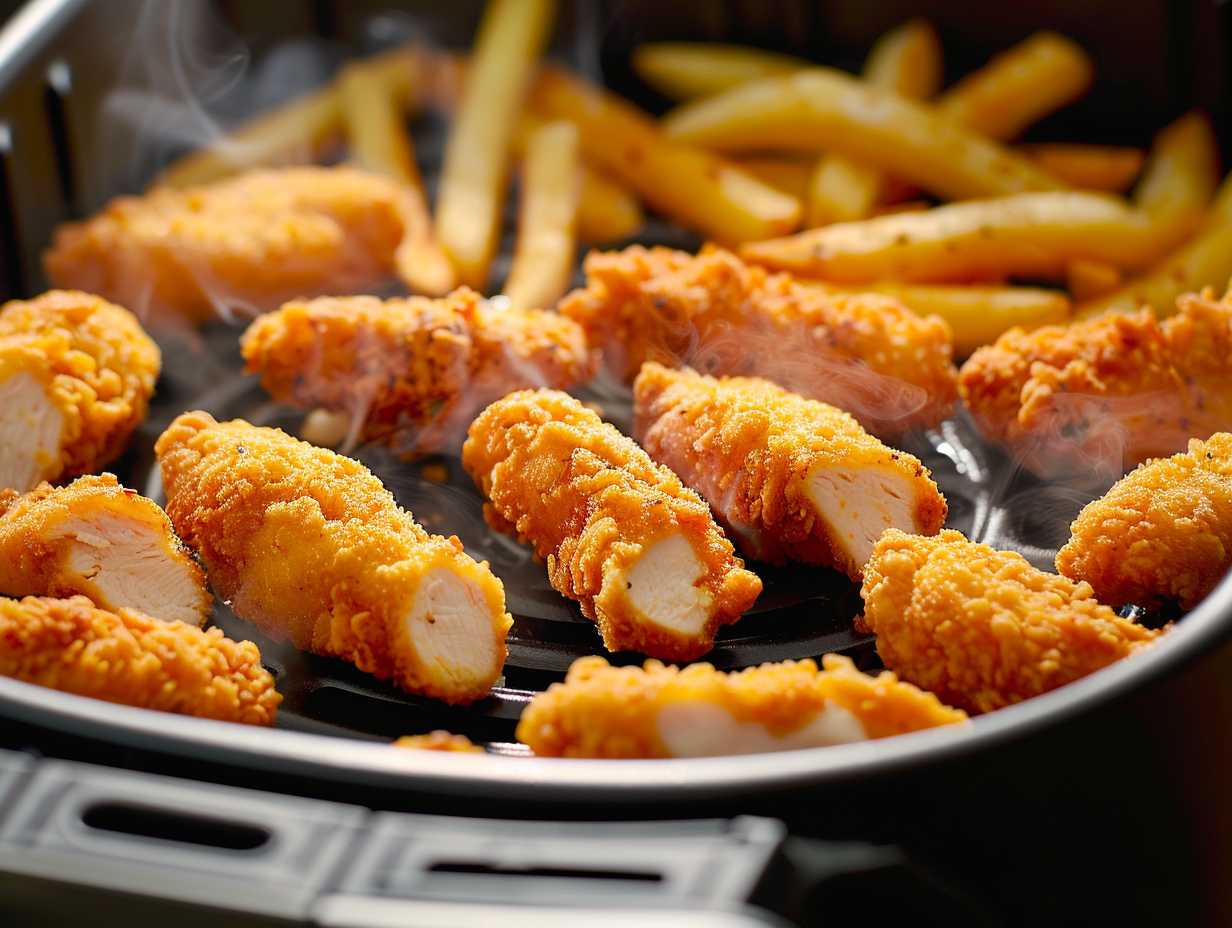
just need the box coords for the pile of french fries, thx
[154,4,1232,354]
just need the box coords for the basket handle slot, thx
[426,860,663,883]
[80,800,271,852]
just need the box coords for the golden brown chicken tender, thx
[1057,432,1232,610]
[0,475,209,626]
[634,363,947,577]
[0,594,279,725]
[517,653,967,758]
[959,288,1232,477]
[463,389,762,661]
[558,245,958,434]
[45,167,412,324]
[241,289,594,453]
[156,412,510,704]
[393,731,484,753]
[860,529,1162,714]
[0,290,160,493]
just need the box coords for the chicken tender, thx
[0,475,209,626]
[517,653,967,758]
[0,594,279,725]
[393,731,484,752]
[463,389,762,660]
[634,363,947,577]
[1057,432,1232,610]
[156,412,510,704]
[45,167,412,324]
[0,290,159,493]
[558,245,958,434]
[959,289,1232,477]
[860,529,1162,714]
[241,289,593,453]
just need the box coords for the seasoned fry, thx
[806,20,942,226]
[530,66,801,243]
[576,165,644,243]
[1133,112,1219,255]
[434,0,555,289]
[1065,259,1122,301]
[663,69,1063,200]
[503,122,580,310]
[1022,144,1144,193]
[733,157,814,200]
[742,192,1158,284]
[631,42,808,100]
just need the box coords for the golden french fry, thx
[1021,144,1144,193]
[1065,258,1123,301]
[576,167,643,243]
[503,122,580,309]
[807,19,942,226]
[434,0,555,289]
[742,192,1157,284]
[733,157,815,200]
[531,65,801,243]
[935,32,1093,140]
[631,42,808,100]
[1133,112,1219,254]
[662,69,1062,200]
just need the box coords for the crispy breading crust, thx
[156,412,511,704]
[0,290,160,488]
[558,245,958,434]
[463,389,762,660]
[634,363,947,575]
[0,474,210,625]
[0,594,279,725]
[516,653,967,758]
[393,731,484,753]
[860,529,1162,714]
[958,289,1232,476]
[240,289,594,453]
[1057,432,1232,609]
[45,168,409,324]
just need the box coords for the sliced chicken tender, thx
[517,654,967,758]
[634,364,946,577]
[860,529,1163,714]
[0,475,210,626]
[156,412,511,704]
[1057,432,1232,610]
[0,290,160,492]
[240,288,593,453]
[0,594,279,725]
[463,389,761,660]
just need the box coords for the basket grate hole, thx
[81,801,271,852]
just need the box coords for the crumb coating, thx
[393,731,484,752]
[517,653,967,758]
[45,167,408,324]
[861,529,1162,713]
[0,594,279,725]
[156,412,511,704]
[634,363,947,575]
[241,288,593,453]
[0,290,160,486]
[959,289,1232,476]
[463,389,762,660]
[1057,432,1232,609]
[558,245,957,434]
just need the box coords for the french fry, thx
[1021,144,1145,193]
[807,20,942,226]
[935,32,1093,140]
[576,167,644,243]
[531,65,801,243]
[741,192,1157,284]
[503,122,580,309]
[339,60,455,297]
[733,157,815,200]
[1133,112,1220,254]
[662,69,1063,200]
[631,42,808,100]
[1065,258,1123,301]
[434,0,555,289]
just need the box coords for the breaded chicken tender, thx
[634,364,947,577]
[393,731,484,752]
[517,653,967,758]
[463,389,762,660]
[241,289,593,453]
[0,475,209,626]
[860,529,1162,713]
[1057,433,1232,609]
[45,167,412,324]
[0,291,159,493]
[558,245,958,434]
[0,594,279,725]
[959,289,1232,477]
[156,412,511,704]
